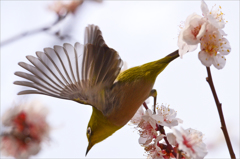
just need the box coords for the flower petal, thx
[178,31,189,58]
[188,44,198,52]
[219,29,227,36]
[198,51,213,67]
[182,15,204,45]
[183,25,200,45]
[212,54,226,69]
[196,22,207,40]
[178,33,198,58]
[185,13,200,27]
[207,14,225,29]
[167,133,177,146]
[139,137,148,145]
[201,0,209,16]
[152,114,163,122]
[172,127,208,159]
[163,120,178,128]
[131,106,144,125]
[219,38,231,55]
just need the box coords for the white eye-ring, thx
[87,127,91,135]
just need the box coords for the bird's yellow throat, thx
[87,107,122,145]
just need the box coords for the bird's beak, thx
[86,142,93,156]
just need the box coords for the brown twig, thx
[0,14,68,47]
[0,0,105,47]
[158,125,177,157]
[205,67,235,159]
[143,102,149,110]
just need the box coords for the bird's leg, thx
[143,102,149,110]
[149,89,157,114]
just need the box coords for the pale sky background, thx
[0,1,239,158]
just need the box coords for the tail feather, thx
[164,50,179,63]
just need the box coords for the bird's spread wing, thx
[14,25,123,113]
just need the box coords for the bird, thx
[14,24,179,155]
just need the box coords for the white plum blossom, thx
[138,121,157,145]
[201,0,226,29]
[0,100,50,159]
[178,25,198,58]
[142,109,158,129]
[172,127,208,159]
[138,109,158,145]
[198,23,230,69]
[152,104,183,129]
[182,13,207,45]
[178,13,207,58]
[178,0,231,69]
[130,103,158,145]
[130,103,208,158]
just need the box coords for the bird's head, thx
[86,107,121,156]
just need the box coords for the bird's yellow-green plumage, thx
[86,50,178,154]
[87,107,122,153]
[14,24,179,155]
[117,54,177,83]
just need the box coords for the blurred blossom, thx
[0,100,50,159]
[206,124,239,151]
[48,0,103,16]
[166,133,177,146]
[172,127,208,159]
[178,0,230,69]
[49,0,84,16]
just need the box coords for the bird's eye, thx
[87,127,91,135]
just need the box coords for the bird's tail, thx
[140,49,179,81]
[160,50,179,63]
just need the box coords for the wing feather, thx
[14,71,62,93]
[14,81,60,95]
[40,48,72,89]
[35,51,67,88]
[17,90,66,99]
[14,24,123,112]
[53,45,73,85]
[74,43,81,84]
[25,56,65,91]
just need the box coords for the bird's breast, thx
[107,79,154,126]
